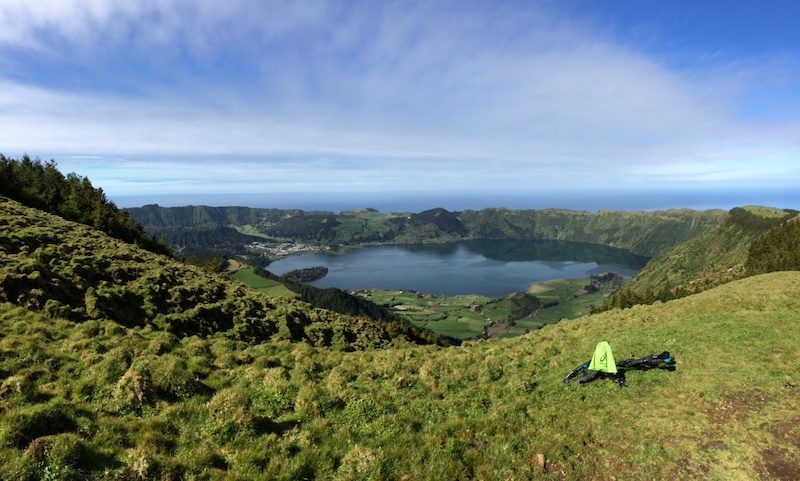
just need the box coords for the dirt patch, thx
[758,447,800,481]
[702,389,800,480]
[486,321,511,337]
[769,419,800,449]
[704,389,777,425]
[668,456,710,480]
[704,439,729,451]
[223,259,242,274]
[528,282,556,294]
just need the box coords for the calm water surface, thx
[266,239,649,297]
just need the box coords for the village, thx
[246,240,325,259]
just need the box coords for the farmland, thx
[354,274,621,339]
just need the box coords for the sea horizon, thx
[114,186,800,214]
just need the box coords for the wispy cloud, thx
[0,1,797,202]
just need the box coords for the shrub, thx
[340,397,386,430]
[205,387,254,443]
[121,446,161,480]
[42,299,73,321]
[175,443,228,478]
[0,401,78,449]
[90,350,131,385]
[0,373,43,405]
[149,354,211,400]
[250,367,296,419]
[335,445,385,481]
[77,320,100,338]
[294,382,330,420]
[111,364,155,414]
[31,433,88,469]
[145,331,179,355]
[0,447,39,481]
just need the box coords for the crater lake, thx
[265,239,650,297]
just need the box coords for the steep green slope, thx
[458,207,726,256]
[128,204,727,257]
[0,270,798,479]
[0,154,171,256]
[745,214,800,275]
[606,206,798,308]
[125,204,308,229]
[0,197,444,349]
[124,205,309,255]
[155,226,264,255]
[259,208,469,244]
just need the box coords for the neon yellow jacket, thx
[588,341,617,374]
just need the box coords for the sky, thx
[0,0,798,211]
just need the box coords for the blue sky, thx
[0,0,798,210]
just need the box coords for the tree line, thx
[745,216,800,275]
[594,211,800,313]
[0,154,172,256]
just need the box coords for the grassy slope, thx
[621,206,796,297]
[1,272,799,479]
[230,266,297,298]
[3,196,799,479]
[0,197,439,349]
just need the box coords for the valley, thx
[233,238,639,339]
[2,155,800,479]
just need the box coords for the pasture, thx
[360,276,618,339]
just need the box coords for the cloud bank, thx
[0,0,797,203]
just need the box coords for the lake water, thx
[266,239,650,297]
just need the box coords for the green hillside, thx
[3,154,799,479]
[125,204,309,230]
[605,206,799,309]
[745,214,800,275]
[0,155,171,257]
[1,255,798,479]
[127,204,727,258]
[0,197,444,349]
[457,207,726,256]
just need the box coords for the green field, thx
[231,266,297,298]
[742,205,789,218]
[359,276,620,339]
[359,290,490,339]
[235,224,272,238]
[3,272,800,480]
[518,279,612,327]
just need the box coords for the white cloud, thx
[0,1,798,198]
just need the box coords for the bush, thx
[206,387,254,442]
[121,446,161,480]
[294,382,331,420]
[25,433,83,467]
[149,354,212,400]
[0,401,78,449]
[0,447,39,481]
[0,373,44,405]
[335,445,385,481]
[111,364,155,414]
